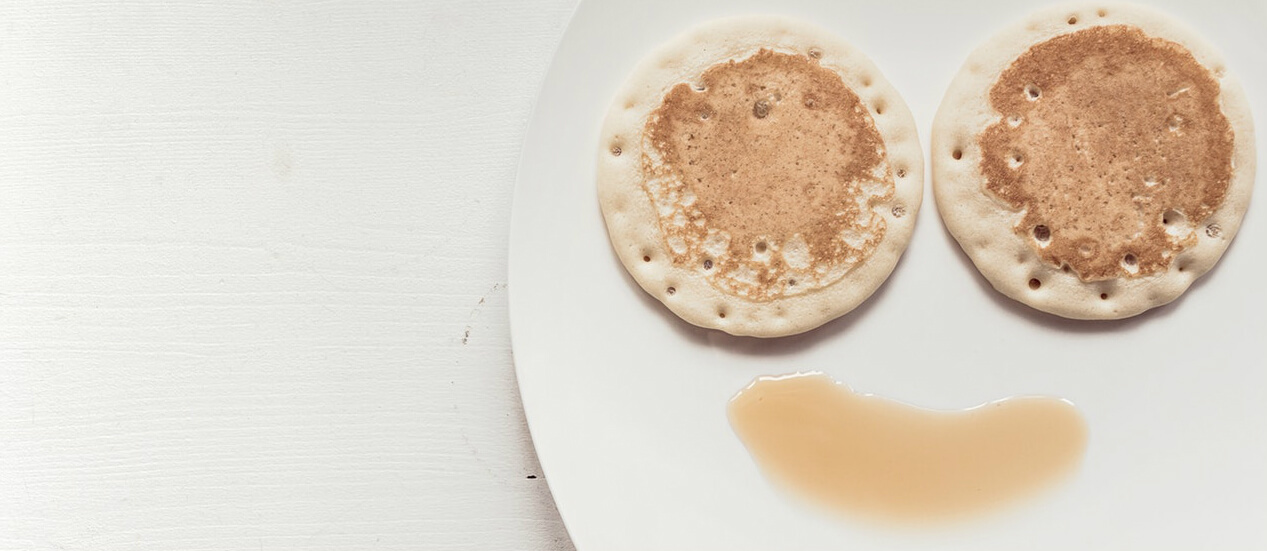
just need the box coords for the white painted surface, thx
[0,1,578,549]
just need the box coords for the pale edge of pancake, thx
[596,15,924,337]
[931,2,1256,320]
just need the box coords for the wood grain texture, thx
[0,1,579,549]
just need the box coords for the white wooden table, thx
[0,1,579,549]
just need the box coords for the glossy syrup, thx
[728,372,1088,523]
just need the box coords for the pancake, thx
[597,16,922,337]
[932,3,1255,320]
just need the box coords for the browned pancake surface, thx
[642,49,892,300]
[980,25,1233,281]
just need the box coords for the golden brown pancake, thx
[642,49,892,301]
[932,3,1255,319]
[598,16,923,336]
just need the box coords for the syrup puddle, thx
[729,372,1088,523]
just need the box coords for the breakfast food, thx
[729,372,1087,521]
[597,16,922,337]
[932,3,1255,319]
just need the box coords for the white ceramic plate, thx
[508,1,1267,549]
